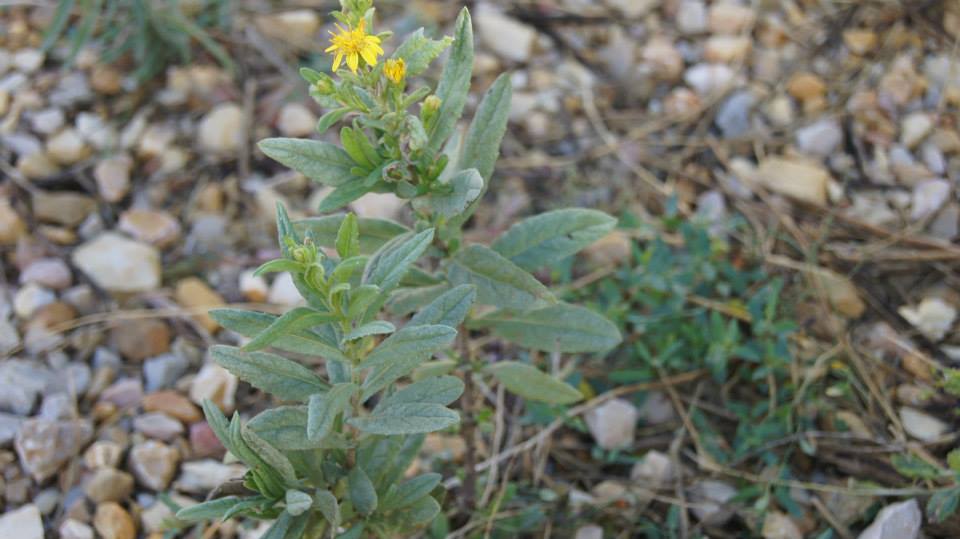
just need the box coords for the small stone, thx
[60,518,95,539]
[84,440,125,469]
[583,229,631,267]
[575,525,604,539]
[91,65,123,95]
[72,232,161,293]
[143,355,189,392]
[129,440,180,491]
[198,102,245,155]
[677,0,708,34]
[0,504,43,539]
[13,282,56,319]
[475,3,537,63]
[32,190,96,227]
[137,124,175,159]
[0,198,26,244]
[277,102,317,137]
[806,267,865,318]
[100,379,144,409]
[689,480,738,525]
[175,459,247,493]
[112,319,171,361]
[641,37,683,81]
[607,0,656,17]
[94,155,133,203]
[585,398,638,450]
[708,2,755,34]
[46,128,90,165]
[0,318,19,356]
[189,421,225,458]
[715,90,756,138]
[857,499,921,539]
[930,203,959,240]
[239,270,269,302]
[16,151,59,179]
[901,113,934,149]
[13,49,44,73]
[189,362,237,412]
[15,418,94,481]
[174,277,225,332]
[911,178,950,221]
[638,391,677,424]
[795,118,844,158]
[29,107,65,134]
[631,450,674,491]
[21,257,72,289]
[0,360,51,414]
[787,72,827,102]
[268,272,305,307]
[351,192,405,220]
[0,412,24,446]
[684,63,736,95]
[898,297,956,341]
[762,511,803,539]
[76,113,117,150]
[117,209,181,248]
[84,467,135,503]
[755,157,831,206]
[843,30,878,55]
[255,10,321,48]
[143,391,201,423]
[39,392,76,420]
[133,412,184,441]
[94,502,136,539]
[765,95,795,127]
[704,35,751,63]
[899,407,948,442]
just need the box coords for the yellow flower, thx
[384,58,406,84]
[325,19,383,73]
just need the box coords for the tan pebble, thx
[94,502,136,539]
[174,277,225,333]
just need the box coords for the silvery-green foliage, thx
[182,4,622,538]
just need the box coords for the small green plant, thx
[177,1,620,537]
[44,0,233,82]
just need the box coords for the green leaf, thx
[336,213,360,259]
[295,215,409,254]
[469,303,621,353]
[317,107,351,135]
[253,259,303,277]
[308,383,358,442]
[484,361,583,405]
[492,209,617,270]
[201,399,234,454]
[336,525,365,539]
[241,424,297,484]
[258,138,356,187]
[404,495,442,525]
[928,487,960,523]
[446,244,554,310]
[248,406,350,451]
[428,168,483,218]
[349,403,459,435]
[348,467,378,516]
[412,359,458,381]
[343,321,395,342]
[379,376,464,409]
[381,473,442,511]
[379,434,427,488]
[387,284,450,317]
[242,307,338,352]
[260,512,296,539]
[211,309,347,363]
[360,324,456,371]
[948,449,960,473]
[317,168,384,213]
[314,489,340,528]
[285,490,312,516]
[427,8,474,154]
[449,73,513,228]
[408,284,476,328]
[211,345,329,402]
[891,453,942,480]
[393,28,453,76]
[276,203,299,258]
[176,496,242,522]
[363,228,435,293]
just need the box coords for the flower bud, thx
[421,95,441,129]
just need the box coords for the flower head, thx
[325,19,383,73]
[384,58,406,84]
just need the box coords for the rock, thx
[689,480,738,525]
[175,459,247,493]
[762,511,803,539]
[583,229,632,267]
[899,407,948,441]
[765,95,795,126]
[15,418,93,480]
[46,128,90,165]
[930,203,959,240]
[641,37,684,81]
[351,192,405,220]
[13,282,56,319]
[715,90,756,138]
[0,360,51,414]
[94,502,136,539]
[60,518,95,539]
[143,354,189,392]
[94,155,133,203]
[795,118,844,157]
[585,398,638,450]
[787,72,827,102]
[100,378,144,409]
[704,35,751,63]
[174,277,225,332]
[755,157,831,206]
[901,113,934,149]
[255,10,321,48]
[0,504,43,539]
[112,319,171,361]
[13,49,44,72]
[137,124,176,159]
[143,390,200,423]
[898,297,956,341]
[677,0,709,34]
[84,467,135,503]
[133,412,184,441]
[910,178,950,221]
[72,233,161,293]
[76,113,117,150]
[630,450,674,492]
[239,269,269,302]
[16,151,60,179]
[0,198,26,244]
[129,440,180,491]
[117,209,182,248]
[268,272,305,307]
[40,392,76,420]
[189,421,225,458]
[91,65,123,95]
[708,2,756,34]
[189,362,237,412]
[606,0,656,17]
[0,412,24,446]
[843,30,878,55]
[475,3,537,63]
[21,257,72,289]
[684,63,736,95]
[0,318,19,356]
[84,440,125,469]
[638,391,676,424]
[277,103,317,137]
[32,190,96,227]
[806,267,865,318]
[857,499,922,539]
[29,107,65,134]
[198,102,245,155]
[575,525,604,539]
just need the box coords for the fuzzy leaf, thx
[379,376,464,409]
[211,345,329,402]
[447,244,554,310]
[408,284,476,328]
[387,284,449,317]
[393,28,453,76]
[308,383,357,442]
[349,403,459,435]
[241,424,297,484]
[429,168,483,218]
[285,490,312,516]
[242,307,338,352]
[294,215,409,254]
[348,467,378,516]
[248,406,350,450]
[317,107,351,135]
[363,228,435,293]
[484,361,583,404]
[380,473,442,511]
[314,489,340,528]
[492,209,618,270]
[360,324,456,371]
[176,496,242,522]
[468,303,621,353]
[336,213,360,259]
[343,321,395,342]
[404,495,442,525]
[211,309,346,362]
[427,8,473,153]
[258,138,356,186]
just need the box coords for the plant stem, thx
[457,330,478,513]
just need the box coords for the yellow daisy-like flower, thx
[384,58,406,84]
[325,19,384,73]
